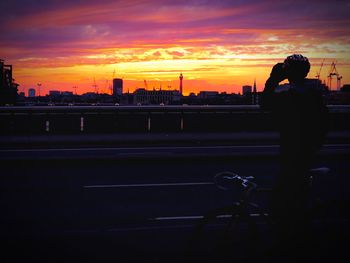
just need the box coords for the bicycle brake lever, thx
[222,175,255,188]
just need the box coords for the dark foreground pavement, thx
[3,220,349,263]
[1,149,350,262]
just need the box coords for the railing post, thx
[45,120,50,132]
[80,116,84,132]
[147,115,151,132]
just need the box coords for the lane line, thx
[1,143,349,153]
[154,215,204,220]
[83,182,214,189]
[152,213,269,221]
[107,225,194,232]
[64,217,349,234]
[65,225,196,234]
[0,145,280,153]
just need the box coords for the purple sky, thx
[1,0,349,93]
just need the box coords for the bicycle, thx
[185,167,331,263]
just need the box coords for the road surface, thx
[1,147,349,262]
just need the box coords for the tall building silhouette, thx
[0,59,19,104]
[113,78,123,97]
[179,73,183,95]
[253,79,257,93]
[253,79,258,104]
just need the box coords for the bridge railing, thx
[0,105,349,135]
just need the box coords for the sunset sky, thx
[1,0,350,95]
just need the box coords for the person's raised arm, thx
[260,63,287,110]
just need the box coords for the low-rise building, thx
[133,88,181,105]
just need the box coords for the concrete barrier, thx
[0,105,349,135]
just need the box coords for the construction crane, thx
[316,58,325,80]
[111,69,116,95]
[103,80,108,94]
[327,61,342,91]
[337,74,343,90]
[92,77,98,94]
[37,83,42,96]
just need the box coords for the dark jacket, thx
[260,78,329,170]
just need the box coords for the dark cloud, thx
[0,0,349,65]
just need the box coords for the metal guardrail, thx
[1,104,349,112]
[0,105,349,135]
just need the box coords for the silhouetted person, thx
[260,54,329,262]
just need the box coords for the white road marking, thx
[83,182,214,189]
[0,145,280,153]
[154,215,204,220]
[107,225,194,232]
[152,213,269,221]
[64,225,195,234]
[1,144,348,153]
[65,216,350,234]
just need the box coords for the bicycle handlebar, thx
[214,171,257,191]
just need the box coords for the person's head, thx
[283,54,310,83]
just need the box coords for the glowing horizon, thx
[1,0,350,95]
